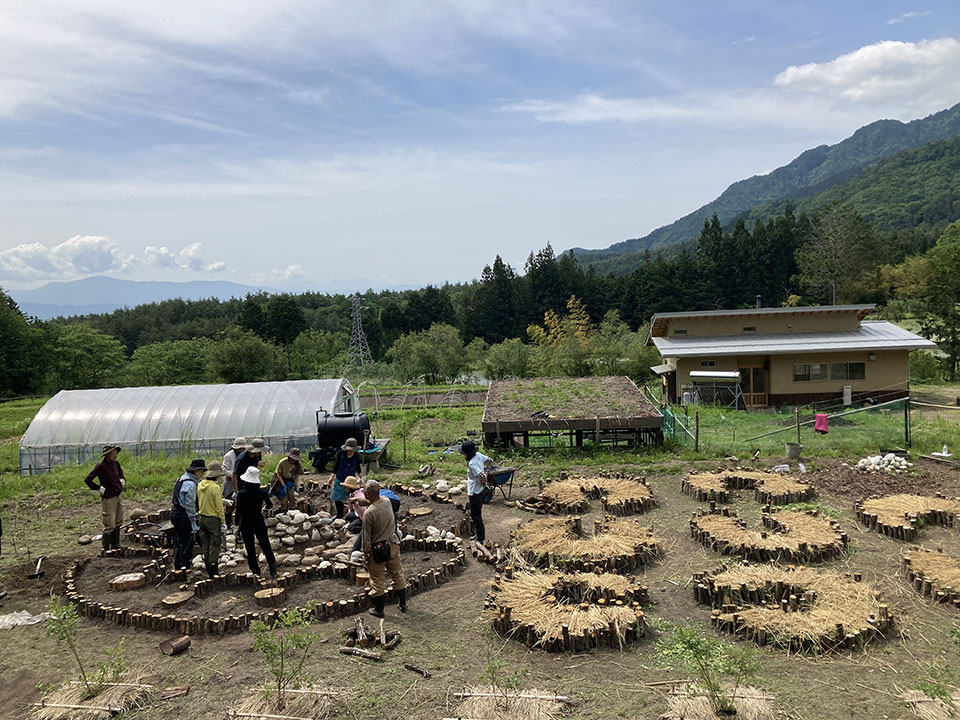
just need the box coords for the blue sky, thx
[0,1,958,292]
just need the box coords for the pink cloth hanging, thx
[814,413,829,434]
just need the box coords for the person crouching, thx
[197,461,227,579]
[362,480,407,618]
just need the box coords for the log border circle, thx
[516,471,655,516]
[681,469,815,505]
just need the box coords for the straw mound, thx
[694,565,893,652]
[34,678,152,720]
[683,470,813,505]
[234,687,337,720]
[455,686,567,720]
[858,493,960,537]
[659,684,783,720]
[691,509,847,562]
[531,474,654,516]
[902,546,960,607]
[485,570,647,651]
[513,516,662,571]
[902,689,960,720]
[539,478,592,512]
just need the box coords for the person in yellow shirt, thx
[197,461,227,578]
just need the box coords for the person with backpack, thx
[170,459,206,570]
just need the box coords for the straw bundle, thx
[232,687,338,720]
[692,565,893,653]
[527,474,654,516]
[690,509,847,562]
[485,570,647,651]
[682,470,813,505]
[537,478,592,513]
[901,547,960,608]
[659,684,782,720]
[454,686,568,720]
[34,679,152,720]
[902,689,960,720]
[513,516,662,572]
[857,493,960,541]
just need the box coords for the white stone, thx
[444,531,456,540]
[304,546,318,556]
[319,560,332,570]
[294,534,309,544]
[285,526,298,536]
[282,536,296,547]
[265,517,279,528]
[326,539,340,548]
[301,555,320,566]
[311,529,323,541]
[318,511,332,519]
[426,525,441,536]
[302,521,312,531]
[448,487,462,496]
[335,553,350,562]
[226,560,237,568]
[319,517,334,526]
[332,518,346,529]
[277,513,292,524]
[351,551,364,563]
[436,480,449,492]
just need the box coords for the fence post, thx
[402,415,407,462]
[695,412,700,453]
[795,408,801,445]
[905,394,911,448]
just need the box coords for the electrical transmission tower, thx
[345,294,373,369]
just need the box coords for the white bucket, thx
[785,442,803,460]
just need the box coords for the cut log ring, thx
[856,493,960,542]
[161,590,195,607]
[109,572,147,591]
[690,508,847,562]
[525,472,655,516]
[254,587,287,607]
[682,469,814,505]
[513,516,661,572]
[408,507,434,517]
[901,546,960,609]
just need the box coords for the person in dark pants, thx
[328,438,363,518]
[460,440,491,543]
[170,459,206,570]
[236,466,278,580]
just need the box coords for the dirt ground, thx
[3,457,960,720]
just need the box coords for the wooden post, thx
[695,412,700,453]
[904,389,911,448]
[403,415,407,462]
[795,407,801,444]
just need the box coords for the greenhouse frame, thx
[19,379,358,474]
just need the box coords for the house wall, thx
[662,311,860,338]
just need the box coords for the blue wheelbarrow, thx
[482,465,523,503]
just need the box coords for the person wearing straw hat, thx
[271,448,303,512]
[84,445,127,554]
[328,438,363,518]
[361,480,407,618]
[221,436,247,530]
[197,461,227,579]
[236,466,278,580]
[171,458,206,570]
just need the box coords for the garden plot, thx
[901,546,960,609]
[682,469,814,505]
[693,565,893,653]
[855,493,960,541]
[518,472,655,516]
[512,516,662,572]
[690,508,848,562]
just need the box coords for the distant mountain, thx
[11,277,273,319]
[573,102,960,270]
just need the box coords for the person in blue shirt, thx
[328,438,363,518]
[170,458,205,570]
[460,440,491,542]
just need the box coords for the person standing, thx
[171,459,205,571]
[460,440,491,543]
[236,467,278,580]
[197,461,227,579]
[221,436,247,530]
[350,481,401,552]
[328,438,362,518]
[271,448,303,512]
[84,445,126,554]
[362,480,407,618]
[232,438,268,500]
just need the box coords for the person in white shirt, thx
[221,436,246,530]
[460,440,491,542]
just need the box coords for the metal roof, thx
[689,371,741,380]
[648,304,875,340]
[652,321,935,358]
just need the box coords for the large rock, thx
[282,555,301,566]
[285,526,298,536]
[77,535,93,545]
[293,534,309,544]
[332,518,346,529]
[282,536,296,547]
[276,513,292,524]
[269,538,281,550]
[301,555,320,566]
[129,507,148,520]
[265,517,279,528]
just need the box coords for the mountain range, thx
[573,102,960,273]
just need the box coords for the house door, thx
[739,366,768,407]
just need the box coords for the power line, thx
[345,294,373,369]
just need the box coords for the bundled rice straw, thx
[512,516,661,571]
[857,493,960,540]
[690,509,847,562]
[902,547,960,607]
[682,470,813,505]
[485,570,647,651]
[529,474,654,516]
[232,687,340,720]
[659,684,783,720]
[692,565,893,653]
[538,478,592,513]
[34,678,152,720]
[902,689,960,720]
[455,686,567,720]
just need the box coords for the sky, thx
[0,1,959,293]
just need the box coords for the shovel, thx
[27,555,46,580]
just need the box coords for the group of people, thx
[82,435,494,618]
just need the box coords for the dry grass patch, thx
[902,546,960,607]
[659,685,784,720]
[682,470,814,505]
[856,493,960,541]
[453,686,570,720]
[512,516,661,572]
[34,678,152,720]
[526,473,654,516]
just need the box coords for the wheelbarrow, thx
[482,465,524,503]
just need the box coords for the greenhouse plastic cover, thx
[20,379,356,474]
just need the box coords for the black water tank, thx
[316,412,371,449]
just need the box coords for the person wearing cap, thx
[235,467,278,580]
[232,438,269,502]
[170,458,206,570]
[460,440,491,543]
[197,461,227,579]
[221,436,247,530]
[271,448,303,512]
[328,438,363,518]
[84,445,127,554]
[361,480,407,618]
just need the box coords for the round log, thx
[161,590,195,608]
[109,572,147,591]
[254,587,287,608]
[408,507,434,517]
[159,635,191,656]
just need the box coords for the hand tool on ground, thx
[27,555,46,579]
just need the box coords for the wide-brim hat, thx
[102,445,121,456]
[231,436,248,450]
[342,475,361,491]
[459,440,477,457]
[341,438,359,451]
[240,467,262,485]
[204,460,227,479]
[287,447,301,460]
[186,458,207,473]
[247,438,270,454]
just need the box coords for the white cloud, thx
[206,261,226,273]
[143,245,179,268]
[277,264,305,281]
[888,11,931,25]
[0,235,132,279]
[144,242,213,271]
[504,38,960,130]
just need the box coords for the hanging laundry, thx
[814,413,829,434]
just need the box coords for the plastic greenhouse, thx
[19,379,358,474]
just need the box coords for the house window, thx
[673,328,687,335]
[742,326,756,333]
[831,362,866,381]
[700,360,716,367]
[794,363,827,382]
